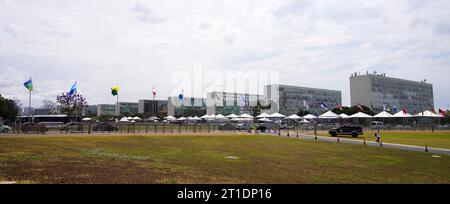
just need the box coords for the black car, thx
[92,122,118,132]
[256,124,268,132]
[218,123,236,131]
[329,125,363,137]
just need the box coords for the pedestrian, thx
[375,130,381,143]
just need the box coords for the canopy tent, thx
[392,111,412,118]
[319,111,338,119]
[256,112,270,118]
[226,114,239,118]
[414,110,444,118]
[349,112,373,118]
[299,118,310,124]
[81,118,91,121]
[373,111,393,118]
[148,116,159,120]
[258,118,272,122]
[200,114,215,120]
[287,114,301,120]
[338,113,350,118]
[239,113,253,118]
[164,115,177,121]
[126,117,133,120]
[302,114,317,119]
[192,116,201,120]
[231,118,252,122]
[132,116,141,120]
[119,117,129,122]
[177,117,186,121]
[186,116,194,120]
[268,112,286,118]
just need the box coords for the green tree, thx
[0,94,20,123]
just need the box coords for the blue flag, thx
[23,78,33,91]
[178,90,184,101]
[320,101,329,110]
[69,81,77,96]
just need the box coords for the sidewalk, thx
[275,131,450,155]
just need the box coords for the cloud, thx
[132,1,168,24]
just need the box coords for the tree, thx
[0,94,20,123]
[41,100,59,114]
[56,93,87,120]
[332,105,374,116]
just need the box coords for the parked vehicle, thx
[236,123,251,131]
[256,124,268,132]
[279,123,295,130]
[218,123,236,131]
[0,124,12,133]
[371,121,384,128]
[20,122,48,133]
[92,122,118,132]
[60,122,83,132]
[329,125,363,137]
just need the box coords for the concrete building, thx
[138,99,168,117]
[85,105,97,117]
[97,104,116,116]
[167,96,206,117]
[116,102,139,115]
[206,91,263,115]
[350,72,434,114]
[264,84,342,116]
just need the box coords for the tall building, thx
[167,96,206,117]
[97,104,116,116]
[350,72,434,114]
[138,99,168,117]
[116,102,139,115]
[206,91,263,115]
[85,105,97,117]
[264,84,342,115]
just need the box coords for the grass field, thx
[0,133,449,184]
[313,130,450,149]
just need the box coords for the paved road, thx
[273,131,450,155]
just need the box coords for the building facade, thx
[116,102,139,116]
[206,91,264,115]
[138,99,168,117]
[350,73,434,114]
[97,104,116,116]
[264,84,342,115]
[167,96,206,117]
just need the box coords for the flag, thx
[111,85,119,96]
[439,109,446,116]
[383,104,387,111]
[402,107,408,114]
[303,99,309,110]
[23,78,33,91]
[68,81,77,96]
[336,102,343,111]
[152,86,156,98]
[320,101,329,110]
[370,103,374,111]
[178,89,184,101]
[356,103,363,111]
[392,106,398,113]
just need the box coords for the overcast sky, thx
[0,0,449,109]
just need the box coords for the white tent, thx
[392,111,412,118]
[319,111,338,119]
[373,111,393,118]
[258,117,272,122]
[287,114,301,120]
[414,110,444,118]
[81,118,91,121]
[226,114,239,118]
[149,116,159,120]
[126,117,133,120]
[349,112,373,118]
[192,116,201,120]
[338,113,350,118]
[165,115,176,120]
[132,116,141,121]
[119,117,129,122]
[268,112,286,118]
[302,114,317,119]
[256,112,270,118]
[299,118,310,124]
[186,116,194,120]
[177,117,186,121]
[201,114,215,120]
[240,113,253,118]
[215,114,227,120]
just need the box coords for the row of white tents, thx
[85,110,444,123]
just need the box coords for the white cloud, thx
[0,0,449,109]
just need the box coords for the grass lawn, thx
[313,130,450,149]
[0,134,449,184]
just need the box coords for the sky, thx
[0,0,449,109]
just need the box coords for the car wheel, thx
[330,131,337,137]
[351,132,358,138]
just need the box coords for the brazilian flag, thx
[23,78,33,91]
[111,85,118,96]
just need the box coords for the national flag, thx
[439,109,446,116]
[68,81,77,96]
[402,107,408,114]
[111,85,119,96]
[392,106,398,113]
[152,86,156,98]
[383,104,387,111]
[23,77,33,91]
[320,101,329,110]
[178,89,184,101]
[303,99,309,110]
[356,103,363,111]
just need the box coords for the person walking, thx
[375,130,381,143]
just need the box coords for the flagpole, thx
[28,90,31,123]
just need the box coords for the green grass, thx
[314,130,450,149]
[0,134,449,184]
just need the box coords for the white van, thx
[371,121,384,128]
